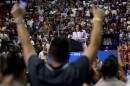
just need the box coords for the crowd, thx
[0,0,130,52]
[0,0,130,86]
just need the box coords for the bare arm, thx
[11,4,36,66]
[118,53,125,67]
[83,7,105,65]
[17,24,36,65]
[117,46,125,67]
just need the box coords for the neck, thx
[51,60,67,68]
[51,60,63,68]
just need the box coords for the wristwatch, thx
[15,19,25,25]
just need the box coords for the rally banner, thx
[100,34,119,50]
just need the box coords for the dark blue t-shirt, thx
[28,55,90,86]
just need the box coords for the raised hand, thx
[93,5,105,20]
[11,4,26,19]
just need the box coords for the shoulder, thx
[28,55,44,76]
[116,80,126,85]
[72,31,76,35]
[71,55,90,70]
[94,81,106,86]
[82,30,86,33]
[126,80,130,86]
[95,79,126,86]
[73,56,89,63]
[73,31,76,33]
[28,55,43,67]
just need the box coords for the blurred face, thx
[76,25,80,31]
[110,29,114,33]
[71,4,74,7]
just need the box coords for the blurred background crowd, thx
[0,0,130,53]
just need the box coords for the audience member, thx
[0,50,26,86]
[0,0,129,85]
[11,3,105,86]
[95,55,126,86]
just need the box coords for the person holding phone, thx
[11,4,105,86]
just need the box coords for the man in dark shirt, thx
[11,4,105,86]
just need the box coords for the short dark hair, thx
[101,55,118,79]
[49,37,69,62]
[0,50,26,79]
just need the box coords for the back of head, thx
[0,50,26,80]
[49,37,69,62]
[101,55,118,79]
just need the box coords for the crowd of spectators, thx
[0,0,130,86]
[0,0,130,52]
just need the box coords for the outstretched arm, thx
[11,4,36,66]
[117,46,125,67]
[83,7,105,65]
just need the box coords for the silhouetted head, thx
[0,50,26,80]
[101,55,118,79]
[49,37,69,63]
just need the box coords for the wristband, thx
[93,18,103,23]
[15,19,25,25]
[118,53,121,54]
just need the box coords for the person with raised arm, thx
[11,4,105,86]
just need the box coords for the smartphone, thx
[19,0,27,9]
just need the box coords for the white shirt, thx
[111,10,117,15]
[46,43,50,51]
[78,7,83,11]
[61,13,67,17]
[77,32,80,38]
[27,19,34,28]
[0,33,8,40]
[127,79,130,86]
[83,1,86,6]
[50,10,57,14]
[85,10,90,17]
[39,51,46,60]
[105,10,109,15]
[127,25,130,30]
[30,40,35,45]
[99,5,103,8]
[104,5,110,10]
[94,78,126,86]
[71,8,77,17]
[127,21,130,25]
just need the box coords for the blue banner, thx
[69,51,118,63]
[100,34,119,50]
